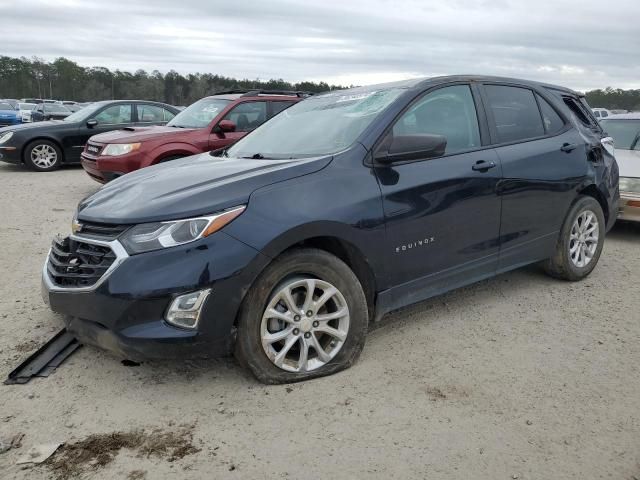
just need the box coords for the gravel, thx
[0,163,639,479]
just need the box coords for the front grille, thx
[47,236,116,288]
[77,221,129,239]
[86,142,103,156]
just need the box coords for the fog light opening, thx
[165,288,211,329]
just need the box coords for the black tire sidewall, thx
[236,248,368,384]
[556,196,606,280]
[24,140,62,171]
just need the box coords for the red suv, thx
[80,90,305,183]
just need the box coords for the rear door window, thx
[136,104,165,123]
[536,95,565,134]
[95,104,132,125]
[270,101,296,118]
[484,85,545,143]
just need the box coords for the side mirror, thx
[218,120,236,133]
[86,119,98,128]
[376,134,447,163]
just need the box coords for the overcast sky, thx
[3,0,639,91]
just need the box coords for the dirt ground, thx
[0,163,638,479]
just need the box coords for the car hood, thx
[78,152,333,224]
[90,125,198,144]
[615,149,640,178]
[0,119,71,133]
[0,109,18,116]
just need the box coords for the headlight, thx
[0,132,14,144]
[119,206,246,254]
[101,143,141,156]
[619,177,640,194]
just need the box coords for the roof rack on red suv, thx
[80,90,304,183]
[213,89,313,98]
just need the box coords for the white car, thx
[600,113,640,222]
[592,108,612,120]
[17,102,36,123]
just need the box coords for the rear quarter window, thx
[562,96,601,131]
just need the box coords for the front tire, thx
[235,248,368,384]
[544,195,605,281]
[24,140,62,171]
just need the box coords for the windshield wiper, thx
[242,153,269,159]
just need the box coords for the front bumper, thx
[618,192,640,222]
[0,146,21,164]
[81,150,144,183]
[0,118,20,127]
[41,231,270,360]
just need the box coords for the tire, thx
[544,195,605,281]
[235,248,368,384]
[24,139,62,171]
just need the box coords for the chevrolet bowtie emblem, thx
[71,219,83,234]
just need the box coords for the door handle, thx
[560,143,578,153]
[472,160,497,172]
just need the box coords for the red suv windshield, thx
[167,98,232,128]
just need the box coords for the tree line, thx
[584,88,640,112]
[1,56,639,110]
[0,56,345,106]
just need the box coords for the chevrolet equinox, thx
[42,76,619,384]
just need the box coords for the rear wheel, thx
[24,140,62,171]
[544,195,605,281]
[235,248,368,384]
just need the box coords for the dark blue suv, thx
[42,76,619,383]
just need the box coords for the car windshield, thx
[167,98,231,128]
[601,119,640,150]
[227,88,406,158]
[46,104,70,113]
[0,102,14,110]
[19,103,36,110]
[64,102,102,122]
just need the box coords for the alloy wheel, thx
[569,209,599,268]
[260,278,350,373]
[30,144,58,169]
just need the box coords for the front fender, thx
[143,143,201,167]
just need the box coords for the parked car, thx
[20,98,43,104]
[592,108,611,120]
[30,103,72,122]
[81,90,303,183]
[0,101,21,126]
[17,102,37,123]
[0,100,179,171]
[2,99,19,109]
[41,75,618,383]
[600,113,640,222]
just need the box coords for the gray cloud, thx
[3,0,639,91]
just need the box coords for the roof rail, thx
[212,89,313,98]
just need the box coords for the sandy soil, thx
[0,163,638,479]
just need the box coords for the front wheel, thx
[235,248,368,384]
[24,140,62,171]
[544,195,605,281]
